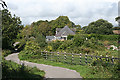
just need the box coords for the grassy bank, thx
[2,59,45,79]
[18,52,120,79]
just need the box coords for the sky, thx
[4,0,120,27]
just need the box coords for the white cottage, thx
[46,26,76,41]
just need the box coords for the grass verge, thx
[2,59,45,79]
[19,52,120,79]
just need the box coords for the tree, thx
[83,19,113,35]
[31,16,78,35]
[2,9,23,49]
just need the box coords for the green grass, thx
[2,59,45,79]
[19,52,120,79]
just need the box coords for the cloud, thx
[5,0,119,26]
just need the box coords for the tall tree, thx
[83,19,113,35]
[2,9,23,49]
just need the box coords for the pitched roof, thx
[55,26,75,37]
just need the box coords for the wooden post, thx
[71,53,74,64]
[85,53,87,64]
[43,50,45,59]
[106,55,108,63]
[95,56,98,60]
[91,55,93,64]
[57,52,59,62]
[79,53,82,65]
[100,55,102,62]
[64,52,67,63]
[50,52,52,61]
[46,51,47,59]
[111,56,114,64]
[41,51,43,57]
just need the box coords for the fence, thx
[40,51,120,65]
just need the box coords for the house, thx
[46,26,76,41]
[46,36,55,41]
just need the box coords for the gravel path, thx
[5,53,82,79]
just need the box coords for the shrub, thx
[73,34,86,46]
[85,34,118,41]
[2,60,45,79]
[24,41,41,55]
[48,40,62,51]
[67,35,74,40]
[2,50,12,57]
[58,40,73,50]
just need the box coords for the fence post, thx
[90,55,93,64]
[95,56,98,60]
[79,53,82,65]
[46,51,47,59]
[57,52,59,62]
[111,56,114,64]
[106,55,108,63]
[71,53,74,64]
[41,51,43,57]
[100,55,102,62]
[85,53,88,64]
[64,52,67,63]
[50,52,52,61]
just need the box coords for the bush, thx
[67,35,74,40]
[24,41,41,55]
[73,34,86,46]
[2,50,12,57]
[90,59,120,78]
[48,40,62,51]
[84,37,104,49]
[100,35,118,41]
[58,40,73,50]
[2,59,45,79]
[84,34,118,41]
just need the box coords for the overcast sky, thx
[5,0,119,27]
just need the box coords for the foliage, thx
[81,34,118,41]
[90,59,120,78]
[84,37,103,49]
[58,40,73,50]
[2,59,45,79]
[83,19,113,35]
[31,16,79,36]
[34,34,47,48]
[24,41,41,55]
[73,34,86,46]
[2,9,23,49]
[47,40,62,51]
[32,22,53,36]
[19,52,120,78]
[2,49,12,57]
[67,35,74,40]
[17,26,47,51]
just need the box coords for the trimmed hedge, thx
[76,34,118,41]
